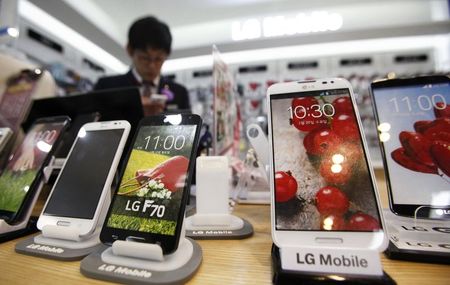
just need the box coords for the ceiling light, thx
[18,0,127,73]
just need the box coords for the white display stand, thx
[384,209,450,264]
[0,157,56,240]
[185,156,253,239]
[15,178,109,261]
[80,224,203,285]
[236,123,270,204]
[272,244,395,284]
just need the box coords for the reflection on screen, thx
[0,122,65,213]
[43,129,124,219]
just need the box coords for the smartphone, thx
[267,78,387,250]
[0,116,70,224]
[150,94,168,104]
[53,112,101,159]
[371,75,450,219]
[0,128,13,154]
[101,114,202,254]
[37,120,130,236]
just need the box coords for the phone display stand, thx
[235,148,271,204]
[185,156,254,239]
[271,244,396,285]
[0,157,55,241]
[236,124,270,204]
[15,185,111,261]
[383,209,450,264]
[80,224,202,285]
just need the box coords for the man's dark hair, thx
[128,16,172,54]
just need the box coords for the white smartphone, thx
[0,127,13,154]
[37,120,130,236]
[150,94,168,104]
[267,78,387,251]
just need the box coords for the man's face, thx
[128,46,167,82]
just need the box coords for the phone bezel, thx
[267,78,387,250]
[37,120,130,236]
[370,75,450,219]
[100,114,202,254]
[0,116,70,224]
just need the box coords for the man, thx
[94,16,190,115]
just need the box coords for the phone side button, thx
[315,237,343,244]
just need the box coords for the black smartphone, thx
[0,116,70,224]
[371,75,450,219]
[101,114,202,254]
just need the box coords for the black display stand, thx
[385,241,450,264]
[0,216,38,243]
[271,245,396,285]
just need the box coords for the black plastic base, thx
[385,241,450,265]
[271,244,396,285]
[0,216,38,243]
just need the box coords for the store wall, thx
[171,0,447,53]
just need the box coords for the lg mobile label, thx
[387,221,450,252]
[391,235,450,253]
[280,247,383,276]
[26,243,64,254]
[97,263,152,279]
[191,230,233,235]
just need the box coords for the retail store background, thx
[2,0,449,164]
[0,1,449,284]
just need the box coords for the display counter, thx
[0,170,449,284]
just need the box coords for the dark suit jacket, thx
[94,70,190,111]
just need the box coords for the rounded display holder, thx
[80,232,202,285]
[383,208,450,264]
[185,213,253,239]
[15,225,104,261]
[185,156,254,239]
[15,180,110,261]
[271,244,396,285]
[235,123,271,204]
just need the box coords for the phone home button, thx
[126,236,146,243]
[56,221,71,227]
[315,237,343,244]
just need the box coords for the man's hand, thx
[13,149,35,172]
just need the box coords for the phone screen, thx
[105,124,197,236]
[270,88,382,232]
[43,128,124,219]
[0,120,66,214]
[372,82,450,208]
